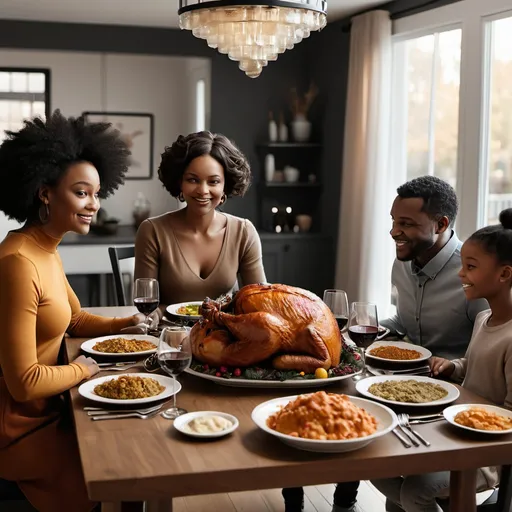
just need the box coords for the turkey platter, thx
[190,284,342,373]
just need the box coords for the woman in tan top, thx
[135,131,266,313]
[373,208,512,512]
[0,111,144,511]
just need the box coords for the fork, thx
[379,365,432,375]
[91,408,162,421]
[398,413,431,447]
[98,363,141,372]
[86,404,162,416]
[392,428,412,448]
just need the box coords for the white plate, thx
[81,334,158,358]
[355,375,459,407]
[78,372,181,405]
[443,404,512,435]
[185,367,361,388]
[365,341,432,363]
[251,394,397,453]
[174,411,239,438]
[166,301,203,320]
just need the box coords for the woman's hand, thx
[72,355,100,378]
[120,311,160,334]
[429,356,455,377]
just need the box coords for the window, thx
[393,28,462,189]
[392,0,512,239]
[483,16,512,225]
[195,79,206,132]
[0,68,50,143]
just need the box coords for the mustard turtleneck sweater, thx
[0,226,133,449]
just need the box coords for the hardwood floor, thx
[172,482,386,511]
[2,481,387,512]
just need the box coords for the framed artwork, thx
[83,112,154,180]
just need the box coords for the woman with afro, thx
[135,131,266,315]
[0,110,146,511]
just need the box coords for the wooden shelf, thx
[257,142,322,149]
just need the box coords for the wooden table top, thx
[66,307,512,503]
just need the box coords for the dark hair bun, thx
[499,208,512,230]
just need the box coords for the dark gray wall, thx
[0,20,309,223]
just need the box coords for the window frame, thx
[392,0,512,240]
[0,67,51,118]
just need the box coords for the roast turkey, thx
[190,283,342,373]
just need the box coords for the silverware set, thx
[97,361,142,371]
[392,413,443,448]
[370,365,432,376]
[85,403,163,421]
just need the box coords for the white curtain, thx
[335,10,398,318]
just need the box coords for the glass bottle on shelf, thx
[133,192,151,228]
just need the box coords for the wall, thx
[0,20,309,227]
[0,48,208,230]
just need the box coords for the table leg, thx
[146,499,173,512]
[449,470,477,512]
[497,464,512,512]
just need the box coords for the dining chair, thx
[108,246,135,307]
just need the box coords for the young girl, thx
[372,208,512,512]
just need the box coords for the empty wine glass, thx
[323,289,349,332]
[133,278,159,333]
[348,302,379,380]
[158,326,192,419]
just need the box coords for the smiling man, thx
[381,175,488,359]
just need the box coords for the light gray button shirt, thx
[380,231,488,359]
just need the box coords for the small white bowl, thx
[174,411,239,438]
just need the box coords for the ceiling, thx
[0,0,389,28]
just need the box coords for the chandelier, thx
[178,0,327,78]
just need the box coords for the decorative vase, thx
[278,112,288,142]
[264,154,275,182]
[291,115,311,142]
[268,111,278,142]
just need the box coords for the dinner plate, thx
[355,375,459,407]
[166,301,203,320]
[365,341,432,363]
[174,411,239,438]
[185,367,361,388]
[78,372,181,405]
[251,394,397,453]
[81,334,158,358]
[443,404,512,435]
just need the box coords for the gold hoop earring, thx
[178,192,185,203]
[38,202,50,223]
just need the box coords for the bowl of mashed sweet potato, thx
[251,391,397,453]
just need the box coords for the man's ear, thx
[436,215,450,235]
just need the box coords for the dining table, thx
[65,306,512,512]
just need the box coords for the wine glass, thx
[323,289,349,332]
[158,326,192,419]
[348,302,379,380]
[133,278,159,333]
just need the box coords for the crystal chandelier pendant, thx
[178,0,327,78]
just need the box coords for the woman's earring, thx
[38,201,50,223]
[178,192,185,203]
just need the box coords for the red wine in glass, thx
[348,325,378,349]
[335,316,349,330]
[134,297,159,316]
[323,290,349,332]
[158,352,192,376]
[348,302,379,380]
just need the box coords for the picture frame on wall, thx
[83,111,154,180]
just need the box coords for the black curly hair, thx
[397,175,458,227]
[467,208,512,265]
[158,131,252,198]
[0,110,130,223]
